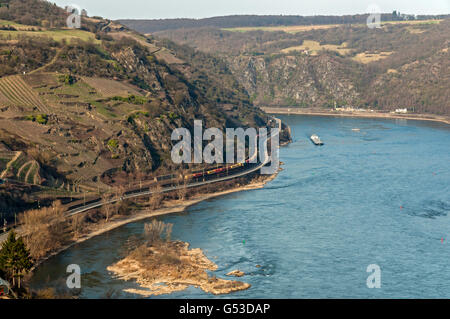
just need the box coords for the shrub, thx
[112,95,147,105]
[59,74,75,85]
[107,139,119,150]
[167,111,178,120]
[24,114,48,125]
[35,114,48,124]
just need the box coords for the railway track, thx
[0,118,281,242]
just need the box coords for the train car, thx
[176,158,255,182]
[184,172,204,180]
[206,170,214,175]
[229,163,243,170]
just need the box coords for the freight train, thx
[154,158,254,183]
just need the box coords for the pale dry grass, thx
[382,19,442,25]
[281,40,352,55]
[352,51,393,64]
[224,24,340,33]
[224,20,441,34]
[154,48,184,65]
[406,27,426,34]
[81,77,142,97]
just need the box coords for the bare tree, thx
[18,201,67,260]
[71,214,84,239]
[148,183,164,210]
[176,169,190,201]
[143,220,173,246]
[101,193,111,222]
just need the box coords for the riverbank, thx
[29,173,280,272]
[28,115,450,298]
[261,107,450,125]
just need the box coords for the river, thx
[29,115,450,298]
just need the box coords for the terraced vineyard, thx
[7,152,27,177]
[0,151,16,175]
[17,160,41,184]
[0,88,9,105]
[0,151,39,184]
[0,75,49,112]
[0,149,80,191]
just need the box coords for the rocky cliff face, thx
[229,53,360,107]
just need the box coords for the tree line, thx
[119,13,450,33]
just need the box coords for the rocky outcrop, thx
[107,241,251,296]
[228,53,360,108]
[226,270,245,277]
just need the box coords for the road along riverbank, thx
[28,115,450,298]
[28,172,280,273]
[262,107,450,125]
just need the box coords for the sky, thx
[51,0,450,20]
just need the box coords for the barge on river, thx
[310,134,324,145]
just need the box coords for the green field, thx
[0,28,100,43]
[0,19,32,28]
[381,19,442,25]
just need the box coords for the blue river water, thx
[29,115,450,298]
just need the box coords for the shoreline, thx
[261,107,450,125]
[27,117,290,272]
[30,173,279,271]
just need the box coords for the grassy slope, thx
[0,28,100,42]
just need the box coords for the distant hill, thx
[119,13,450,33]
[140,16,450,115]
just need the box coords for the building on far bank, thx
[335,106,355,112]
[393,108,408,114]
[334,106,373,112]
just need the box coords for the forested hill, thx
[133,16,450,115]
[119,13,450,33]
